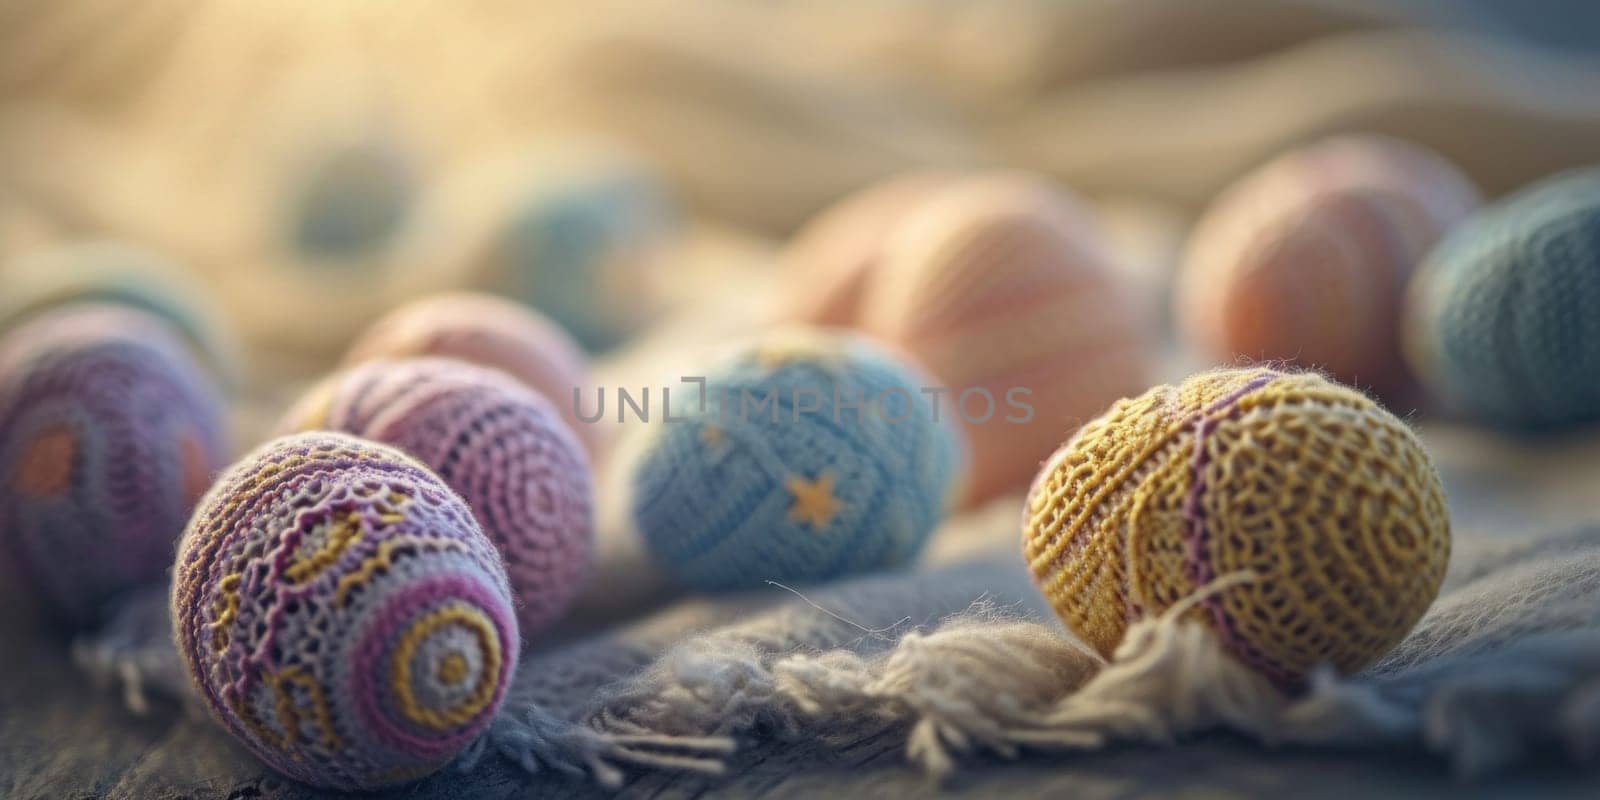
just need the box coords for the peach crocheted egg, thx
[781,171,958,326]
[342,292,601,454]
[1177,135,1479,400]
[863,173,1151,505]
[1023,367,1450,685]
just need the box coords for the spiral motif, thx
[172,433,517,791]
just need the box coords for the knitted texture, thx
[1023,367,1450,686]
[1179,135,1479,400]
[0,304,227,625]
[630,331,964,591]
[1405,167,1600,428]
[863,172,1150,505]
[0,240,241,383]
[781,170,958,327]
[172,433,518,791]
[280,358,595,636]
[483,157,678,351]
[342,292,602,455]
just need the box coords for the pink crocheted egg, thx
[342,292,601,455]
[863,173,1152,506]
[1177,135,1480,399]
[173,433,517,790]
[0,304,227,625]
[280,358,594,636]
[782,171,958,326]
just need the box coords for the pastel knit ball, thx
[0,304,227,625]
[342,292,601,454]
[863,173,1151,505]
[1406,167,1600,427]
[1178,136,1479,398]
[0,240,240,381]
[630,331,964,591]
[782,171,958,326]
[477,157,678,352]
[279,359,594,635]
[1023,367,1450,685]
[173,433,518,791]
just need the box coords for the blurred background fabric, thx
[8,1,1600,371]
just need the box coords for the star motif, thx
[787,471,842,531]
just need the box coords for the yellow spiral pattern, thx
[390,604,504,731]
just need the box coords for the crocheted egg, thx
[782,171,957,326]
[279,359,594,635]
[1406,168,1600,427]
[1023,367,1450,685]
[1178,136,1479,399]
[342,292,601,454]
[173,433,518,791]
[0,304,227,625]
[863,173,1151,505]
[454,151,679,351]
[630,331,964,591]
[0,240,240,380]
[289,136,414,259]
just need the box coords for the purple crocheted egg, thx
[342,292,603,455]
[279,359,594,636]
[0,304,227,625]
[173,433,518,791]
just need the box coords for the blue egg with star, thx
[629,330,966,591]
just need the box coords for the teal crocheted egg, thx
[1406,168,1600,427]
[0,240,240,383]
[290,138,415,259]
[486,158,677,352]
[629,331,965,591]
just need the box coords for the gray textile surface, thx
[6,422,1600,798]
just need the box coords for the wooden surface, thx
[4,611,1597,800]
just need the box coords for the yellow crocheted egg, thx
[1023,367,1449,685]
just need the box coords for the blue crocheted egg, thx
[1406,168,1600,427]
[0,304,228,625]
[489,159,677,351]
[629,331,964,591]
